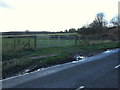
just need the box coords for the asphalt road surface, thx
[2,49,120,89]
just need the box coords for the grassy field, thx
[2,41,120,79]
[1,33,77,37]
[2,33,76,54]
[37,39,75,48]
[2,33,76,56]
[2,37,35,54]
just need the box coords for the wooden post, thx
[48,35,50,47]
[28,37,30,48]
[58,35,60,47]
[34,35,37,48]
[75,35,77,46]
[66,35,68,46]
[13,36,16,50]
[79,36,80,44]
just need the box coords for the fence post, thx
[13,36,16,50]
[58,35,60,47]
[28,37,30,48]
[66,35,68,46]
[79,36,80,44]
[75,35,77,46]
[67,35,69,46]
[48,35,50,47]
[34,35,37,48]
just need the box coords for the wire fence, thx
[2,36,36,54]
[2,35,76,54]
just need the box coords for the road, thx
[2,49,120,89]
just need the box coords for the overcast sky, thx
[0,0,119,32]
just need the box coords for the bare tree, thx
[110,15,120,26]
[96,12,107,27]
[96,13,104,27]
[77,12,107,35]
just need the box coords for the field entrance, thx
[2,35,76,55]
[36,35,75,48]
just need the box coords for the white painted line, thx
[76,86,85,90]
[115,64,120,69]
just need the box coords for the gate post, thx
[34,35,37,48]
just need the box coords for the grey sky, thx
[0,0,119,32]
[0,1,10,8]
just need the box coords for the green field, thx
[2,35,75,55]
[2,37,35,54]
[36,40,75,48]
[2,33,76,62]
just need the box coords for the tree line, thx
[65,12,120,35]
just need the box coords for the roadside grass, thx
[2,41,120,79]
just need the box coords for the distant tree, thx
[110,15,120,40]
[91,13,107,28]
[110,15,120,26]
[59,31,63,33]
[77,26,88,34]
[69,28,76,33]
[25,30,29,33]
[65,30,68,32]
[96,13,104,27]
[90,13,107,33]
[77,12,107,35]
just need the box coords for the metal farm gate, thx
[36,35,75,48]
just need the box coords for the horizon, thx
[0,0,119,32]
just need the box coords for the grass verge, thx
[2,41,120,79]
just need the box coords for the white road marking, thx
[115,64,120,69]
[76,86,85,90]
